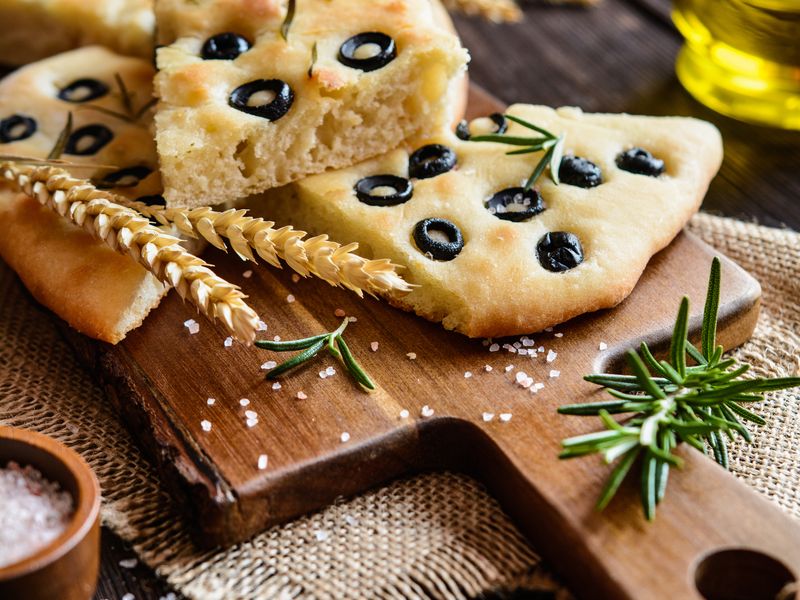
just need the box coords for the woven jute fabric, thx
[0,213,797,599]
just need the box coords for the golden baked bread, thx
[254,104,723,338]
[153,0,470,207]
[0,0,154,65]
[0,47,169,344]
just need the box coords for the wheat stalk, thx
[1,161,260,343]
[442,0,599,22]
[126,201,414,298]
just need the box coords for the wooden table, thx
[92,0,800,597]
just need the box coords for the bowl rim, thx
[0,425,101,580]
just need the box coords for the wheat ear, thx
[127,202,414,299]
[1,162,260,344]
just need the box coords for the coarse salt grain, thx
[550,370,561,378]
[344,515,358,526]
[504,365,514,372]
[399,409,410,419]
[272,382,282,391]
[370,341,379,352]
[242,270,253,279]
[500,413,513,422]
[515,372,534,388]
[464,371,473,378]
[122,594,135,600]
[119,558,138,569]
[256,320,268,332]
[420,405,434,418]
[546,350,558,363]
[538,346,545,353]
[599,342,608,351]
[314,530,329,541]
[319,370,328,379]
[261,361,277,370]
[522,337,535,347]
[406,352,417,360]
[183,319,199,335]
[489,343,500,352]
[224,336,233,347]
[545,327,553,332]
[348,316,358,322]
[207,398,215,406]
[258,454,268,470]
[334,308,346,317]
[239,398,250,406]
[484,365,493,372]
[286,294,296,303]
[482,412,495,422]
[245,410,257,419]
[554,332,564,338]
[530,382,546,394]
[273,335,281,341]
[326,366,335,376]
[340,432,350,443]
[246,418,258,428]
[201,420,212,432]
[297,391,308,400]
[0,462,74,568]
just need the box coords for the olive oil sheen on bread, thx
[672,0,800,129]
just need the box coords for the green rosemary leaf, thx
[595,447,639,511]
[639,342,668,378]
[281,0,296,41]
[702,257,722,359]
[558,399,630,415]
[658,361,684,386]
[134,97,158,121]
[524,144,554,191]
[469,134,550,146]
[336,336,375,391]
[641,451,658,520]
[504,114,557,138]
[627,350,667,399]
[47,113,73,160]
[266,339,326,379]
[79,104,132,123]
[607,389,654,402]
[724,401,767,425]
[719,403,751,442]
[670,297,689,378]
[549,134,565,185]
[655,430,672,503]
[685,341,708,366]
[504,146,550,156]
[114,73,135,117]
[255,333,329,351]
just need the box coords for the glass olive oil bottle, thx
[672,0,800,129]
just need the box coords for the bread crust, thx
[255,104,723,338]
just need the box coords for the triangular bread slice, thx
[0,46,169,344]
[153,0,469,207]
[255,104,723,338]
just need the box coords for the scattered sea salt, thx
[286,294,296,304]
[207,398,216,406]
[522,337,535,347]
[500,413,513,422]
[159,594,177,600]
[326,366,336,376]
[489,343,500,353]
[530,382,546,394]
[504,365,514,373]
[334,308,346,318]
[484,365,493,372]
[258,455,268,470]
[513,342,522,349]
[245,410,257,419]
[119,558,138,569]
[515,372,534,388]
[239,398,250,407]
[370,341,379,352]
[246,418,259,428]
[0,462,74,568]
[340,432,351,443]
[183,319,200,335]
[549,370,561,379]
[420,405,434,418]
[224,336,233,347]
[545,327,553,332]
[554,332,564,338]
[297,391,308,400]
[261,361,277,370]
[319,370,329,379]
[272,382,282,391]
[538,346,545,353]
[256,320,268,332]
[344,515,359,526]
[273,335,282,342]
[399,409,410,419]
[599,342,608,351]
[546,350,558,363]
[348,316,358,322]
[201,420,212,432]
[482,412,495,422]
[314,530,329,542]
[122,594,135,600]
[406,352,417,360]
[242,270,253,279]
[464,371,473,379]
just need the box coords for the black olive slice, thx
[338,32,396,72]
[229,79,294,121]
[96,166,152,189]
[455,112,508,141]
[0,114,37,143]
[486,187,545,222]
[57,78,109,103]
[355,175,413,207]
[413,218,464,261]
[136,194,166,206]
[64,124,114,155]
[408,144,456,180]
[201,32,251,60]
[616,147,665,177]
[558,156,602,188]
[537,231,584,272]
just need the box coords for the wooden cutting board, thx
[66,88,800,599]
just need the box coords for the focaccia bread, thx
[0,47,168,344]
[255,104,723,338]
[0,0,154,66]
[154,0,469,207]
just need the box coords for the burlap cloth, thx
[1,213,798,599]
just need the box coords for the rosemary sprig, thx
[281,0,296,41]
[47,112,72,160]
[256,318,376,391]
[469,114,565,190]
[559,257,800,520]
[79,73,156,124]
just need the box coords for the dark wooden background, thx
[82,0,799,597]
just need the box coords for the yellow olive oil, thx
[672,0,800,129]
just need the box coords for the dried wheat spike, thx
[127,203,414,298]
[443,0,598,22]
[1,162,260,343]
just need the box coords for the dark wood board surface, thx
[65,83,800,598]
[38,0,795,597]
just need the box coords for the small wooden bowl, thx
[0,425,101,600]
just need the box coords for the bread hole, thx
[234,139,256,179]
